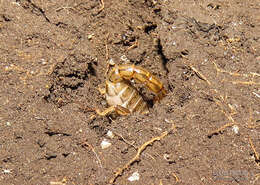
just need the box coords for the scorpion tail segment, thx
[145,75,164,93]
[154,87,167,103]
[109,64,166,99]
[108,65,134,83]
[108,68,122,82]
[130,66,166,96]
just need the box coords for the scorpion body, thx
[97,64,166,116]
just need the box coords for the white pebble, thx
[232,125,239,134]
[171,25,177,29]
[87,34,94,40]
[106,130,114,139]
[252,92,260,98]
[41,58,47,65]
[163,153,170,160]
[232,22,237,26]
[128,171,140,182]
[120,55,129,62]
[3,169,11,174]
[108,58,115,65]
[101,139,111,149]
[6,122,11,126]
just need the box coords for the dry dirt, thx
[0,0,260,185]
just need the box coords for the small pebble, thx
[128,171,140,182]
[6,122,11,126]
[256,56,260,62]
[120,55,129,62]
[171,25,177,29]
[40,58,47,65]
[108,58,115,65]
[163,153,170,160]
[106,130,114,139]
[3,169,11,174]
[87,34,94,40]
[232,125,239,134]
[101,139,111,149]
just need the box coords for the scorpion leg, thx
[96,105,131,116]
[98,87,106,95]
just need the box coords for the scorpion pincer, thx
[96,64,166,116]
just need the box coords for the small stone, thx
[163,153,170,160]
[108,58,115,65]
[120,55,129,62]
[128,171,140,182]
[171,25,177,29]
[3,169,11,174]
[41,58,47,65]
[256,56,260,62]
[101,139,111,149]
[232,125,239,134]
[6,122,11,126]
[88,34,94,40]
[106,130,114,139]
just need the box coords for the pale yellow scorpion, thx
[96,64,166,116]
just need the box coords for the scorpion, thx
[96,63,166,116]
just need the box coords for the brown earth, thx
[0,0,260,185]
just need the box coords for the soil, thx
[0,0,259,185]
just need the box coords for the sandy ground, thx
[0,0,260,184]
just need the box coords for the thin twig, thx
[109,124,176,184]
[127,40,138,51]
[82,141,103,168]
[208,122,235,137]
[172,172,179,182]
[189,65,211,85]
[98,0,104,12]
[249,136,259,162]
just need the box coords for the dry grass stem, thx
[248,136,260,162]
[98,0,105,12]
[247,107,259,129]
[172,172,179,182]
[109,125,176,184]
[212,61,259,78]
[189,65,211,85]
[113,131,156,161]
[50,177,67,185]
[208,122,235,137]
[227,80,260,85]
[213,61,260,86]
[82,141,103,168]
[127,40,139,50]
